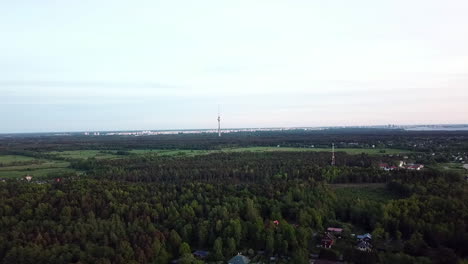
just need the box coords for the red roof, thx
[327,227,343,233]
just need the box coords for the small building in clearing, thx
[321,233,336,248]
[356,241,372,252]
[326,227,343,234]
[228,253,250,264]
[356,233,372,241]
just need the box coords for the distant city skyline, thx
[1,0,467,133]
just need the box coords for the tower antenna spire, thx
[217,104,221,137]
[331,143,336,166]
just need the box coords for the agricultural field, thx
[0,154,75,179]
[331,183,402,202]
[47,150,120,160]
[0,145,415,180]
[0,167,76,179]
[129,146,412,155]
[0,155,36,164]
[427,162,467,173]
[39,146,414,162]
[222,146,411,155]
[128,149,210,156]
[46,149,212,160]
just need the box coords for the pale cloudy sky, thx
[1,0,467,133]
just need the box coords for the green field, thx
[47,150,120,160]
[47,149,210,160]
[130,146,411,155]
[128,149,210,156]
[0,155,36,164]
[0,167,77,179]
[0,159,74,179]
[0,147,411,179]
[0,153,76,179]
[427,162,467,173]
[47,147,411,160]
[0,160,69,171]
[331,183,401,202]
[221,146,411,155]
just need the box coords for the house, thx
[313,261,342,264]
[406,164,424,170]
[379,163,390,170]
[356,233,372,241]
[356,241,372,252]
[381,162,424,171]
[326,227,343,234]
[321,233,336,248]
[228,253,250,264]
[193,250,209,259]
[379,163,398,171]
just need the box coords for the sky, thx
[1,0,467,133]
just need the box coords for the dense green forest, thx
[0,130,467,263]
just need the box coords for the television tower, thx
[331,143,336,166]
[217,105,221,137]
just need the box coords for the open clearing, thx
[221,146,411,155]
[0,154,75,179]
[45,147,411,160]
[0,147,411,179]
[428,162,466,173]
[330,183,401,202]
[0,155,36,164]
[130,147,411,156]
[47,149,209,159]
[0,159,74,179]
[0,160,69,171]
[128,149,209,156]
[0,167,76,179]
[48,150,120,160]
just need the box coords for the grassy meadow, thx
[0,146,411,179]
[331,183,401,202]
[0,155,36,164]
[0,154,75,179]
[221,146,411,155]
[47,150,119,160]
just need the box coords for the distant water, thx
[406,127,468,131]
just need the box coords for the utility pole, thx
[217,105,221,137]
[331,143,336,166]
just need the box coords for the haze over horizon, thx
[1,0,468,133]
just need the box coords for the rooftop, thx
[228,254,250,264]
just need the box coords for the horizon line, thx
[1,123,468,135]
